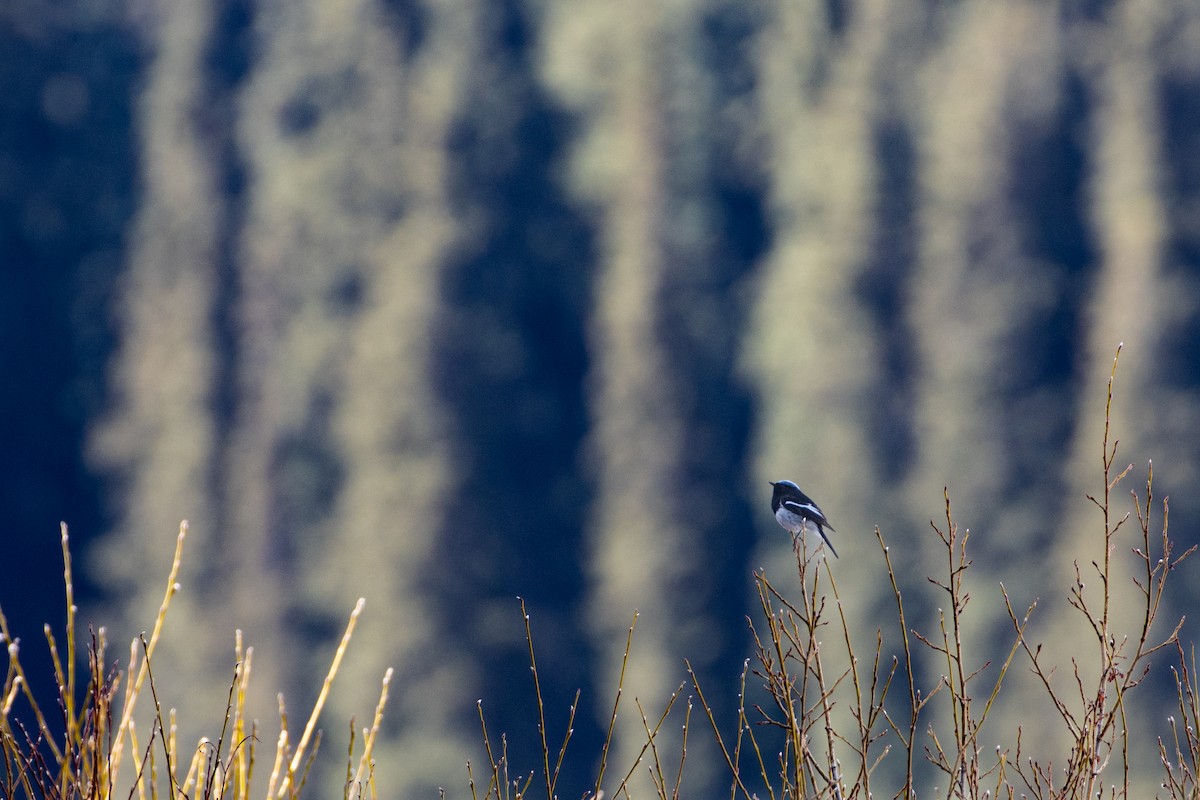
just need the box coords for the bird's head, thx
[769,479,800,505]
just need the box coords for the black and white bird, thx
[769,480,838,558]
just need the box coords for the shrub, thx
[0,524,391,799]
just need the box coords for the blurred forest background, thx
[4,0,1200,795]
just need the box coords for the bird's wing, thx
[782,499,834,530]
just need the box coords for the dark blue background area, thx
[0,16,139,724]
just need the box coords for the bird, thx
[769,480,838,558]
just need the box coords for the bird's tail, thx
[817,526,838,558]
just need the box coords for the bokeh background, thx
[4,0,1200,795]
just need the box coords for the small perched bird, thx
[770,480,838,558]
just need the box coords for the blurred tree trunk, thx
[542,0,762,792]
[1049,2,1194,789]
[231,0,474,794]
[89,0,235,763]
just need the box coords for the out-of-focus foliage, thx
[3,0,1200,795]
